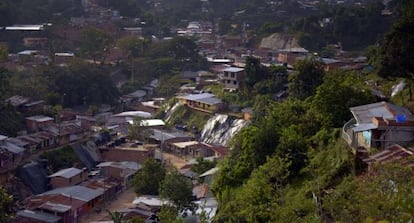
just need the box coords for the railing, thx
[342,118,356,145]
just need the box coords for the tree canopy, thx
[133,158,166,195]
[159,169,194,212]
[0,186,14,222]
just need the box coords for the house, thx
[49,167,87,188]
[100,144,155,164]
[147,129,194,154]
[45,121,87,145]
[0,140,26,168]
[343,101,414,151]
[363,144,414,171]
[41,185,103,218]
[132,195,168,212]
[23,37,48,47]
[96,161,141,187]
[118,208,157,222]
[120,90,147,106]
[177,93,225,113]
[221,35,243,49]
[25,193,86,223]
[21,100,45,113]
[220,67,245,91]
[54,52,74,65]
[165,141,228,159]
[82,178,122,202]
[26,116,55,132]
[277,48,309,65]
[15,209,61,223]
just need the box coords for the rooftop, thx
[222,67,244,73]
[26,115,54,122]
[17,210,61,223]
[97,161,141,171]
[132,195,167,207]
[350,101,414,124]
[363,144,414,165]
[49,167,83,179]
[39,201,72,213]
[42,185,103,202]
[172,141,200,149]
[0,142,26,154]
[114,111,152,118]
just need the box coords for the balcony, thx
[342,118,356,145]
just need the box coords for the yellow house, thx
[178,93,225,113]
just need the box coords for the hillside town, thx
[1,0,414,222]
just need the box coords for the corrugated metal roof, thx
[42,185,103,202]
[0,142,25,154]
[39,201,72,213]
[350,101,414,124]
[222,67,244,73]
[150,129,191,142]
[197,96,222,105]
[49,167,83,178]
[26,115,54,122]
[179,93,216,101]
[200,167,219,177]
[97,161,141,171]
[363,144,414,164]
[172,141,199,149]
[17,210,61,223]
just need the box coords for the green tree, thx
[156,74,184,97]
[158,205,185,223]
[234,156,291,222]
[117,36,149,58]
[133,158,165,195]
[0,44,8,62]
[288,58,325,99]
[80,28,112,64]
[0,186,14,222]
[0,68,10,101]
[378,2,414,99]
[159,169,194,212]
[323,163,414,222]
[312,70,375,127]
[107,210,125,223]
[190,157,217,175]
[244,57,267,88]
[40,146,81,172]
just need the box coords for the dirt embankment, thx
[259,33,301,50]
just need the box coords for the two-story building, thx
[220,67,245,91]
[26,115,55,133]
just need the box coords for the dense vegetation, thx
[210,2,414,222]
[40,146,82,173]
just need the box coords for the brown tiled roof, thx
[363,144,414,165]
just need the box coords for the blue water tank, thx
[396,114,407,123]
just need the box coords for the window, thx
[233,81,237,85]
[230,73,235,78]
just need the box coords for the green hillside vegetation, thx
[40,145,82,173]
[211,2,414,222]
